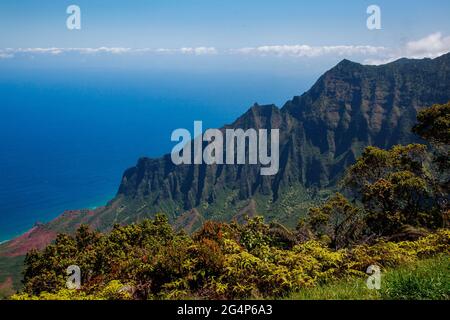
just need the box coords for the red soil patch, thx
[175,209,204,233]
[0,225,58,257]
[0,206,105,258]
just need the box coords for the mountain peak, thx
[338,58,356,65]
[335,58,361,68]
[321,59,363,77]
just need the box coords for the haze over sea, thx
[0,66,313,242]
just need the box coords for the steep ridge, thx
[114,53,450,226]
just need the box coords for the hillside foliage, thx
[10,218,450,300]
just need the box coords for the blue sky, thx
[0,0,450,72]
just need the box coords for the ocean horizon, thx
[0,67,313,242]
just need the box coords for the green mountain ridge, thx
[113,53,450,229]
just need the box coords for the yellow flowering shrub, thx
[11,215,450,300]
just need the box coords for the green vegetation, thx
[288,276,380,300]
[413,102,450,145]
[289,254,449,300]
[380,254,449,300]
[8,219,449,300]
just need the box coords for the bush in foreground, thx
[10,217,450,300]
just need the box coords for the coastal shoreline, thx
[0,195,113,247]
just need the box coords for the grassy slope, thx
[288,254,449,300]
[0,255,24,299]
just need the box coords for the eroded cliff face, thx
[115,54,450,227]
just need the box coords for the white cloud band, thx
[1,33,449,63]
[231,45,388,57]
[0,46,218,59]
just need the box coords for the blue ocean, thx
[0,67,312,242]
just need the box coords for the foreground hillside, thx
[9,217,450,300]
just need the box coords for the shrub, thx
[13,216,450,300]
